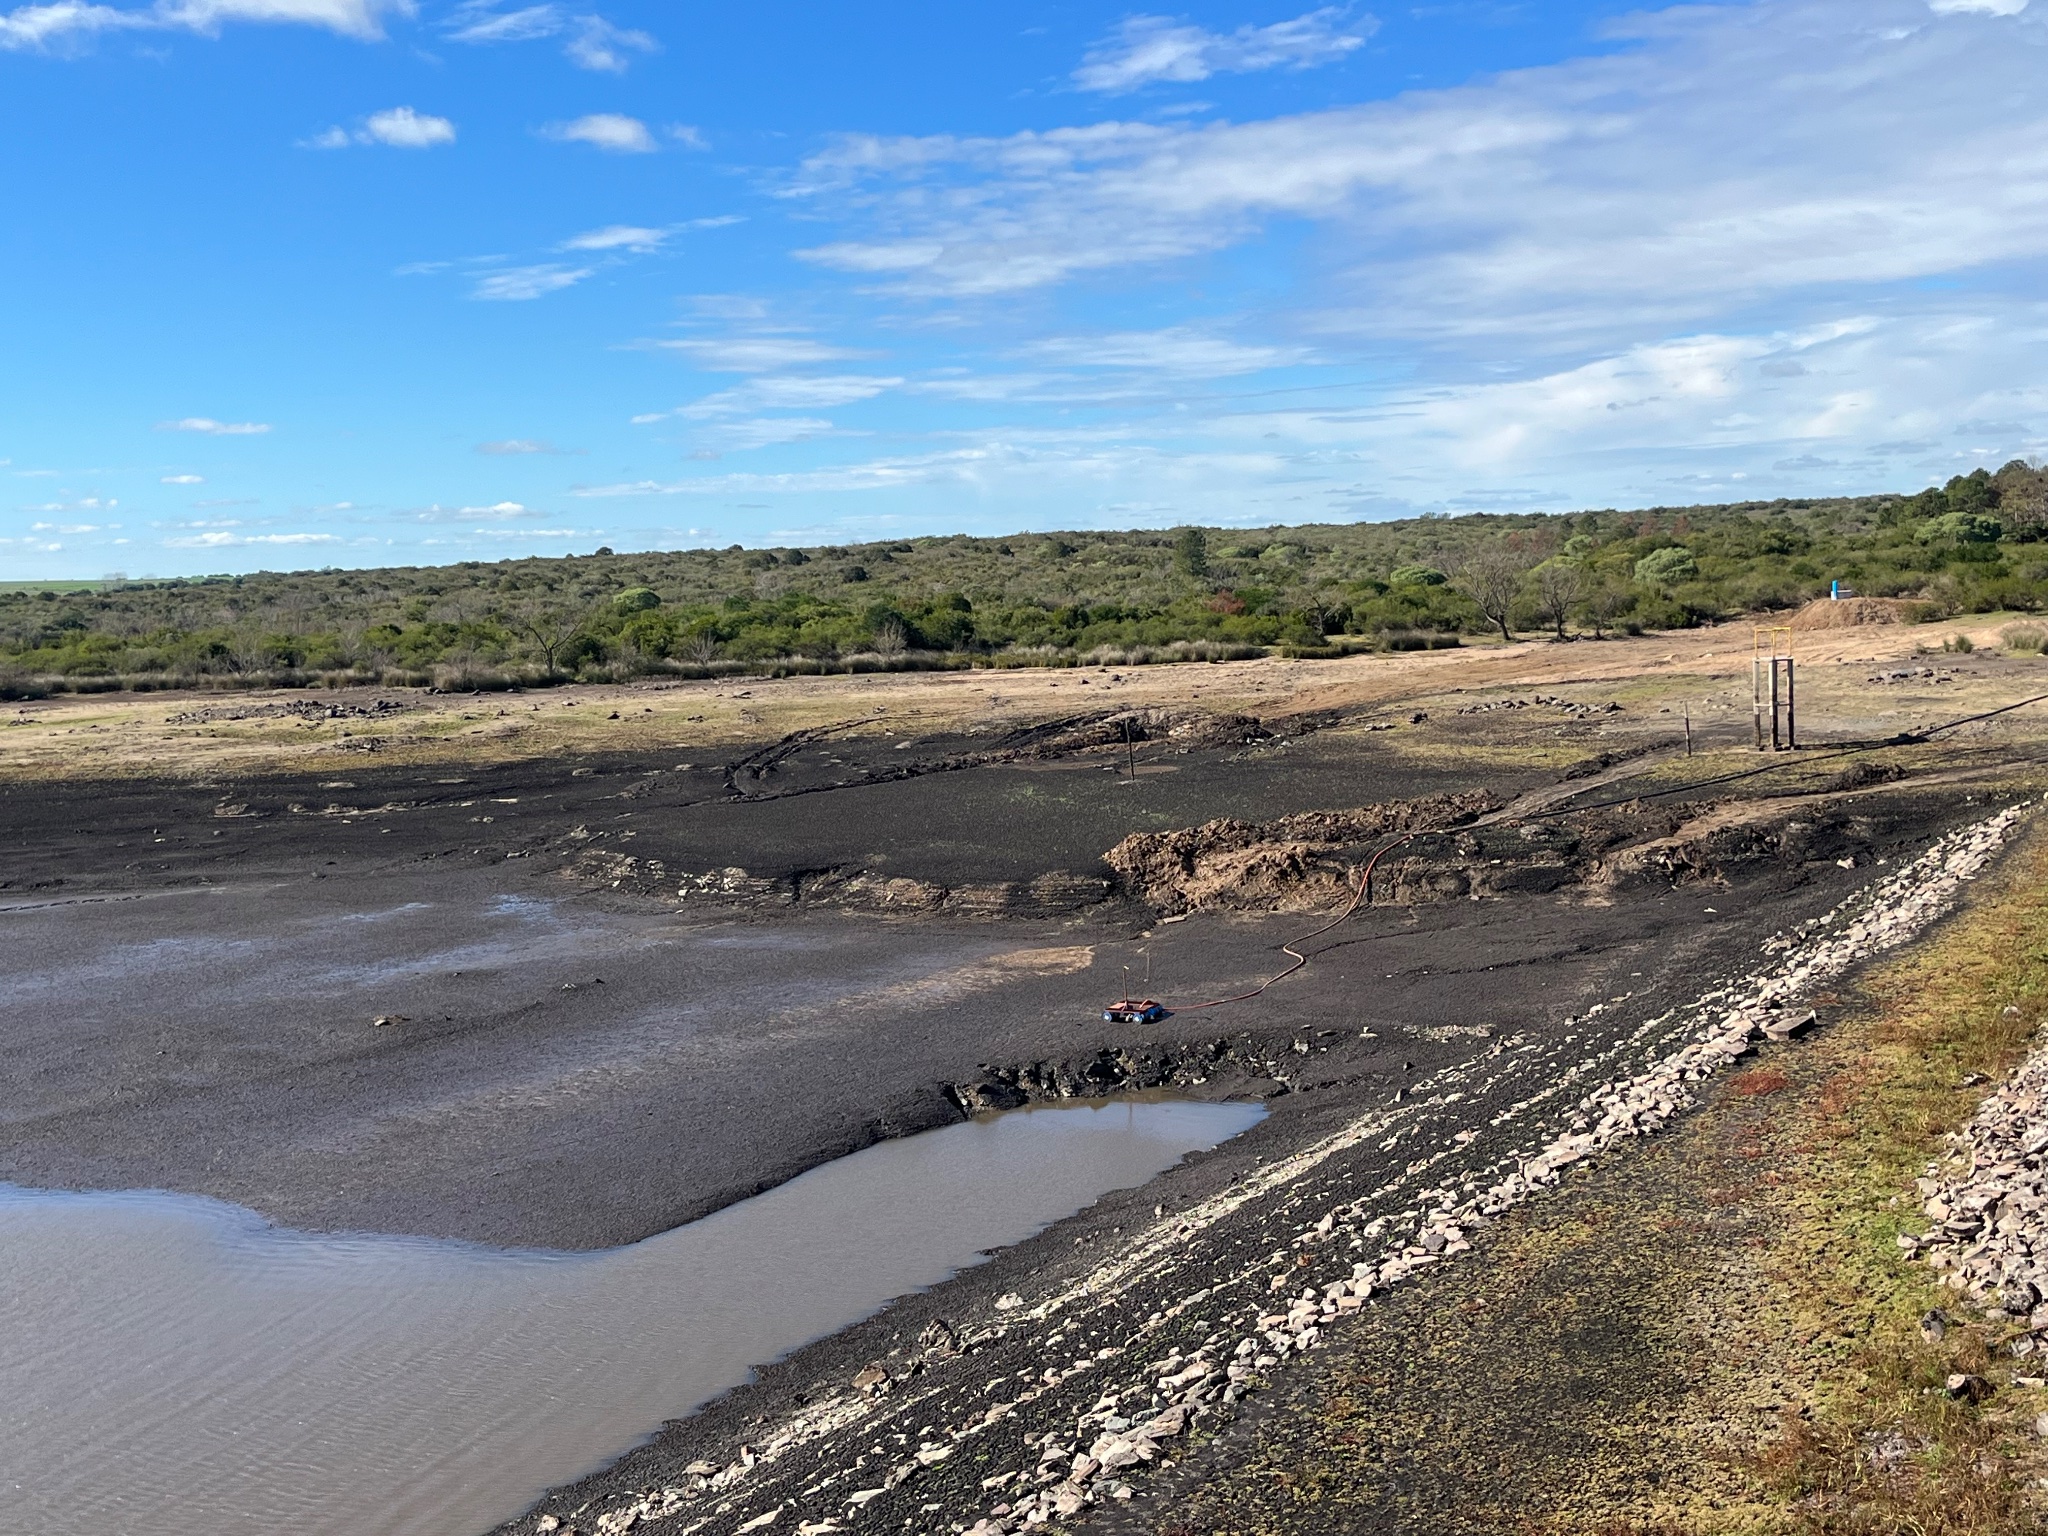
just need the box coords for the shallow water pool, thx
[0,1097,1261,1536]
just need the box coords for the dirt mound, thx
[1104,791,1495,915]
[1789,596,1917,631]
[1035,707,1267,754]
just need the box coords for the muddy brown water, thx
[0,1097,1260,1536]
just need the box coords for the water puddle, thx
[0,1097,1261,1536]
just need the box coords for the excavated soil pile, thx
[1789,596,1919,630]
[1108,779,1956,916]
[1103,791,1496,915]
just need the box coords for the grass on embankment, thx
[1134,813,2048,1536]
[1738,823,2048,1534]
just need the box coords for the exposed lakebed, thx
[0,1096,1262,1536]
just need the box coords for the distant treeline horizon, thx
[5,464,2046,698]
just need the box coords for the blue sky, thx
[1,0,2044,577]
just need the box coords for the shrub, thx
[1634,546,1699,586]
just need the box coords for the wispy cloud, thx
[794,0,2048,328]
[159,472,205,483]
[562,223,668,253]
[1,0,410,52]
[443,1,653,70]
[444,0,551,41]
[413,500,546,521]
[643,374,904,423]
[303,105,455,149]
[472,263,592,300]
[563,13,650,70]
[541,112,656,152]
[158,416,271,435]
[652,337,872,372]
[1019,327,1313,376]
[474,439,560,455]
[163,529,341,547]
[1073,7,1374,93]
[574,441,1290,501]
[695,416,839,452]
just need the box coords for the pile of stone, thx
[1906,1019,2048,1335]
[1456,694,1623,719]
[1867,667,1957,685]
[166,696,408,724]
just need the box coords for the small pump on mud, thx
[1101,998,1169,1024]
[1102,956,1169,1023]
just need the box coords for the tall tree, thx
[509,604,585,677]
[1454,545,1532,643]
[1534,561,1582,640]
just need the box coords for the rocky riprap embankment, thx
[1908,1009,2048,1337]
[516,805,2027,1536]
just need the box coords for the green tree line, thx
[3,462,2044,697]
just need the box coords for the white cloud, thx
[563,13,651,70]
[1074,7,1374,93]
[445,0,552,41]
[659,374,903,421]
[1929,0,2028,13]
[0,0,409,51]
[574,441,1294,501]
[304,106,454,150]
[414,500,546,521]
[442,2,652,69]
[160,473,204,483]
[362,106,454,147]
[654,336,872,372]
[792,0,2048,334]
[1019,327,1313,376]
[471,263,593,300]
[698,416,839,451]
[560,215,741,253]
[562,223,667,253]
[158,417,271,435]
[163,529,341,547]
[542,112,656,152]
[475,439,558,455]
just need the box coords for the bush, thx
[1634,546,1699,586]
[613,587,661,615]
[2000,624,2047,655]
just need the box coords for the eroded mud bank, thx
[491,808,2032,1536]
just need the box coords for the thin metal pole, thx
[1786,659,1797,749]
[1753,657,1764,751]
[1770,659,1782,752]
[1684,705,1692,758]
[1125,718,1137,780]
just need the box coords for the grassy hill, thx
[4,463,2045,697]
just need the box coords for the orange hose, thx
[1159,829,1424,1013]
